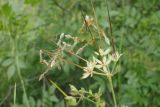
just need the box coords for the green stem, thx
[108,76,117,107]
[16,56,30,107]
[111,61,118,73]
[15,38,30,107]
[93,71,106,76]
[84,97,96,104]
[49,80,68,97]
[90,0,102,44]
[13,83,16,107]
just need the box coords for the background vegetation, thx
[0,0,160,107]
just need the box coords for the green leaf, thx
[2,58,13,67]
[18,59,26,69]
[25,0,39,6]
[7,64,15,79]
[37,100,42,107]
[63,62,70,73]
[29,96,35,107]
[1,3,12,17]
[0,57,3,63]
[49,95,59,102]
[55,100,65,107]
[10,0,24,13]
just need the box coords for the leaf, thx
[1,3,12,17]
[63,63,70,73]
[7,64,16,79]
[29,96,35,107]
[18,59,26,69]
[49,95,59,102]
[10,0,24,13]
[37,100,42,107]
[0,58,3,63]
[54,100,65,107]
[90,76,106,94]
[25,0,39,6]
[2,58,13,67]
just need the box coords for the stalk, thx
[49,80,68,97]
[108,76,117,107]
[13,83,16,107]
[14,38,30,107]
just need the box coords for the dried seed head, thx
[85,15,94,26]
[50,60,55,68]
[101,30,110,45]
[81,60,96,79]
[96,48,111,56]
[57,33,65,47]
[76,44,88,55]
[65,34,72,39]
[62,42,72,47]
[111,52,122,62]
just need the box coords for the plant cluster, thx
[40,14,123,107]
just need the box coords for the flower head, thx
[94,56,111,72]
[111,52,122,62]
[85,15,94,27]
[95,48,111,56]
[81,60,96,79]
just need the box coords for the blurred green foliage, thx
[0,0,160,107]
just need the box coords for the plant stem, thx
[14,38,30,107]
[13,83,16,107]
[90,0,102,43]
[16,56,30,107]
[108,76,117,107]
[49,80,68,97]
[84,97,96,104]
[93,71,106,76]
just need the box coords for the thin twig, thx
[49,79,68,97]
[53,0,71,14]
[105,0,116,54]
[80,7,94,39]
[90,0,102,45]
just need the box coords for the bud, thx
[69,85,79,96]
[65,96,77,106]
